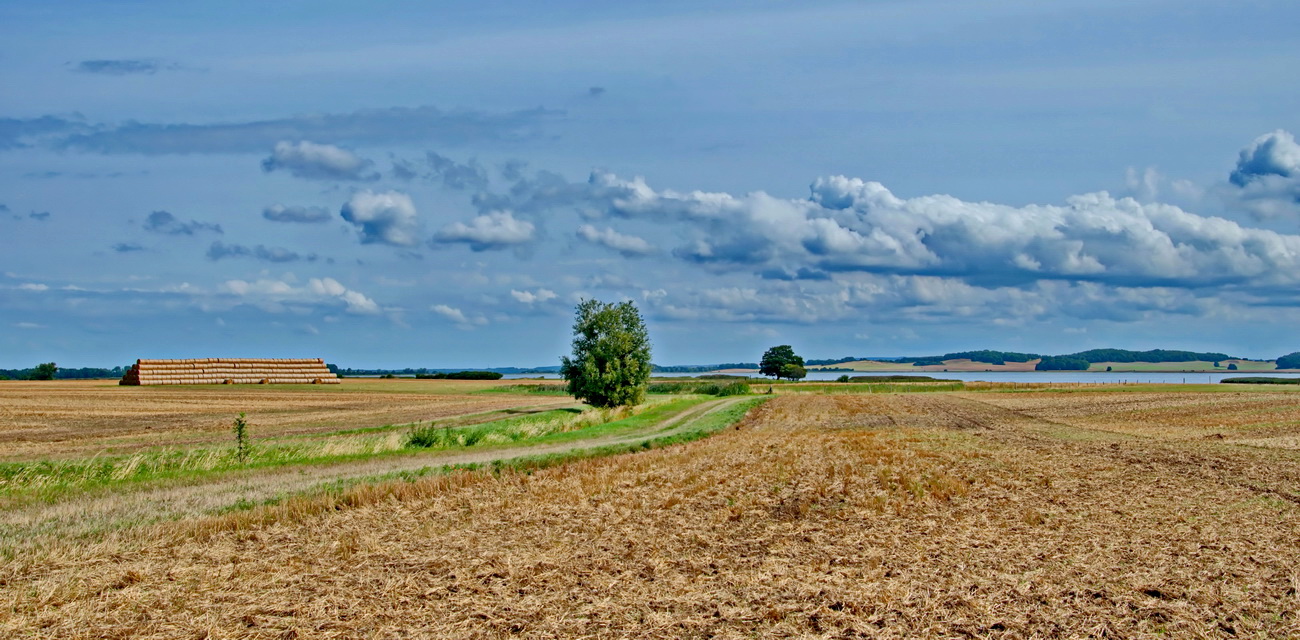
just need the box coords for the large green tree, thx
[760,345,805,380]
[1277,352,1300,370]
[560,299,653,408]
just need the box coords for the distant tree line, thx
[413,371,503,380]
[0,364,126,380]
[899,350,1041,366]
[1034,356,1091,371]
[1275,352,1300,370]
[652,363,758,373]
[1063,349,1233,364]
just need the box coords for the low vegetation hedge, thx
[646,380,751,396]
[1221,377,1300,385]
[844,375,952,383]
[414,371,504,380]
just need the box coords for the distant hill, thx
[805,348,1283,373]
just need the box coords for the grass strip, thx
[189,397,769,536]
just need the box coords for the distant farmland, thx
[3,379,1300,637]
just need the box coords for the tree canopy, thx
[30,362,58,380]
[1035,356,1090,371]
[760,345,805,380]
[559,299,653,408]
[1277,352,1300,370]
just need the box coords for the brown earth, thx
[3,391,1300,638]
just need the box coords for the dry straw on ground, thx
[3,391,1299,638]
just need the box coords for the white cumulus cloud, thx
[433,210,535,251]
[432,304,487,328]
[218,276,379,314]
[340,190,422,246]
[262,140,378,181]
[1226,129,1300,220]
[510,288,557,304]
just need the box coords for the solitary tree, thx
[760,345,805,380]
[560,299,652,408]
[30,362,57,381]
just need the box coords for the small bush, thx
[837,374,850,383]
[406,425,456,448]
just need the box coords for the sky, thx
[3,1,1300,368]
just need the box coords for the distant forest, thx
[0,366,127,380]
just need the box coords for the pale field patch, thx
[967,389,1300,445]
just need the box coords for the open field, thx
[4,383,1300,637]
[0,378,576,461]
[0,379,756,551]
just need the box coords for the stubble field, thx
[3,382,1300,638]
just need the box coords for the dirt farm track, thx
[3,379,1300,638]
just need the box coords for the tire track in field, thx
[0,396,752,547]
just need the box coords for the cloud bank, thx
[207,241,310,263]
[262,204,332,224]
[0,105,558,154]
[142,210,222,235]
[73,60,174,75]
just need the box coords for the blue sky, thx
[3,1,1300,368]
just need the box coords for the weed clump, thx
[232,413,250,465]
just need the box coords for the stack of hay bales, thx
[119,358,340,386]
